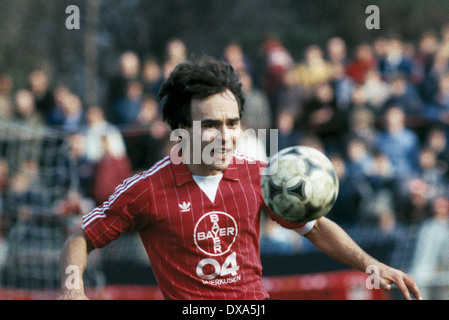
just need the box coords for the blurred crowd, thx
[1,29,449,260]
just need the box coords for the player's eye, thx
[228,119,240,128]
[202,122,216,129]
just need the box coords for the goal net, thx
[0,120,103,297]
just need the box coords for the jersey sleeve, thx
[262,200,316,234]
[82,173,151,248]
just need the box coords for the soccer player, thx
[58,57,421,300]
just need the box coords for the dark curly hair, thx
[158,56,245,130]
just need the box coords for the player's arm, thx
[57,227,95,300]
[301,217,422,300]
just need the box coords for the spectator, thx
[293,45,333,91]
[134,95,165,134]
[423,72,449,125]
[0,158,8,194]
[414,32,439,99]
[435,72,449,107]
[5,159,44,224]
[91,134,133,205]
[372,36,389,62]
[0,73,13,119]
[142,57,164,98]
[276,67,306,124]
[106,51,141,123]
[417,147,448,198]
[345,137,375,178]
[276,109,302,151]
[383,74,422,115]
[47,85,71,127]
[378,36,414,81]
[259,34,294,106]
[82,105,127,164]
[0,215,6,269]
[375,106,421,179]
[13,89,43,128]
[360,69,391,114]
[410,196,449,299]
[326,37,348,66]
[223,42,253,76]
[240,72,271,131]
[114,80,144,126]
[425,126,449,166]
[345,108,379,152]
[439,23,449,58]
[125,95,170,170]
[398,178,432,225]
[365,151,397,228]
[165,38,187,66]
[327,153,368,226]
[302,82,345,143]
[162,38,188,79]
[329,62,354,112]
[0,159,8,216]
[28,70,55,123]
[346,43,377,84]
[423,51,449,105]
[347,84,375,117]
[67,133,95,197]
[345,139,391,226]
[60,93,85,134]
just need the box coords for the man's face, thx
[182,89,241,176]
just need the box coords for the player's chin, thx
[210,155,233,172]
[210,160,230,172]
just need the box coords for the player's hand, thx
[56,289,89,300]
[376,263,422,300]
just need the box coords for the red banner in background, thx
[263,270,389,300]
[0,270,389,300]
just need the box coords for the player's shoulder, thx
[122,155,172,190]
[141,155,172,181]
[92,156,171,211]
[233,150,268,166]
[232,151,268,177]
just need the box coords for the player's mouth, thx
[211,148,233,162]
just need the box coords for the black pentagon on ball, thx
[303,203,322,220]
[267,179,282,198]
[304,158,320,175]
[287,179,308,201]
[282,147,302,156]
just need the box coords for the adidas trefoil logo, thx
[178,201,191,212]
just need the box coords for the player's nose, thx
[219,126,237,146]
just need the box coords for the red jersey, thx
[82,151,312,300]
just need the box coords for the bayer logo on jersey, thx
[261,146,339,224]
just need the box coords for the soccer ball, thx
[261,146,339,225]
